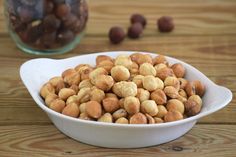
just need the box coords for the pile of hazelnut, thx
[40,53,205,124]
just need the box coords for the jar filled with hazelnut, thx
[4,0,88,54]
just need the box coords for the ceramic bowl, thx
[20,51,232,148]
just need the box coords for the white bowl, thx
[20,51,232,148]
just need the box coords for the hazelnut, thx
[96,55,113,65]
[156,105,168,118]
[115,117,129,124]
[70,85,79,94]
[184,98,202,117]
[188,95,202,106]
[105,93,118,99]
[153,55,168,65]
[112,81,137,98]
[112,109,128,120]
[97,60,114,73]
[77,87,91,103]
[49,99,65,113]
[45,94,58,106]
[164,111,183,122]
[66,95,80,105]
[62,69,80,86]
[185,81,205,97]
[75,64,94,81]
[146,114,155,124]
[124,96,140,115]
[136,88,150,102]
[130,113,147,124]
[49,76,64,87]
[141,100,158,116]
[129,62,139,75]
[111,65,130,81]
[119,98,125,108]
[79,103,86,113]
[139,63,156,76]
[102,97,120,113]
[166,99,185,114]
[40,83,55,99]
[130,14,147,28]
[132,75,144,88]
[58,88,76,101]
[143,75,164,91]
[164,86,179,98]
[130,53,142,63]
[150,89,167,105]
[128,23,143,39]
[79,112,92,120]
[156,67,175,81]
[158,16,174,32]
[90,87,105,103]
[85,101,102,119]
[178,78,188,89]
[78,79,93,89]
[164,76,180,90]
[109,26,126,44]
[171,63,185,78]
[62,103,80,118]
[153,117,164,124]
[89,67,108,84]
[94,75,114,91]
[98,113,113,123]
[136,54,153,65]
[154,63,167,72]
[193,80,205,97]
[115,55,133,69]
[55,81,66,94]
[178,89,187,98]
[75,64,92,72]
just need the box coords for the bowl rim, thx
[20,51,233,128]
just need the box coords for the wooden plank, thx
[0,0,236,35]
[0,125,235,157]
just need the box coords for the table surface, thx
[0,0,235,156]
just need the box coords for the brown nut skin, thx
[164,76,180,90]
[90,87,105,103]
[136,88,150,102]
[79,79,93,89]
[115,117,129,124]
[97,60,114,73]
[129,113,147,124]
[130,53,143,64]
[40,83,55,99]
[98,113,113,123]
[171,63,185,78]
[128,23,143,39]
[89,67,108,84]
[115,55,133,69]
[132,75,144,88]
[58,88,76,101]
[156,67,175,81]
[158,16,174,32]
[130,14,147,28]
[146,114,155,124]
[185,81,205,97]
[49,99,66,113]
[112,108,128,120]
[111,65,130,81]
[141,100,159,116]
[85,101,102,119]
[139,63,156,76]
[150,89,167,105]
[102,97,120,113]
[94,75,114,91]
[153,117,164,124]
[109,26,126,44]
[178,78,188,89]
[153,55,168,65]
[193,80,205,97]
[184,99,202,117]
[62,103,80,118]
[164,111,183,122]
[62,69,80,86]
[166,99,185,114]
[96,55,113,65]
[45,94,58,106]
[156,105,168,118]
[124,96,140,115]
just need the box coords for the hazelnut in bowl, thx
[20,51,232,148]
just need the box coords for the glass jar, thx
[4,0,88,55]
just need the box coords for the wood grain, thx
[0,125,235,157]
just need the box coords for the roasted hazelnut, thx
[164,76,180,90]
[49,99,65,113]
[45,94,58,106]
[156,105,168,118]
[150,89,167,105]
[56,4,71,19]
[156,67,175,81]
[153,117,164,124]
[40,83,55,99]
[89,67,108,84]
[102,97,120,113]
[57,30,75,45]
[184,96,202,117]
[193,80,205,97]
[112,108,128,120]
[136,88,150,102]
[62,69,80,86]
[164,86,179,98]
[79,103,86,113]
[130,53,142,64]
[178,78,188,89]
[43,14,61,33]
[66,95,80,105]
[188,95,202,106]
[85,101,102,119]
[115,55,133,69]
[146,114,155,124]
[77,87,91,103]
[124,96,140,115]
[128,23,143,39]
[105,93,118,99]
[111,65,130,81]
[166,99,185,114]
[78,79,93,89]
[69,84,79,94]
[115,117,129,124]
[139,63,156,76]
[143,75,164,91]
[136,54,153,65]
[62,103,80,118]
[58,88,76,101]
[171,63,185,78]
[130,113,147,124]
[97,60,114,73]
[109,26,126,44]
[79,112,92,120]
[132,75,144,88]
[130,14,147,28]
[153,55,168,65]
[164,111,183,122]
[96,55,113,65]
[185,80,205,97]
[76,65,94,81]
[129,62,139,75]
[90,87,105,103]
[49,76,64,87]
[112,81,137,98]
[98,113,113,123]
[119,98,125,108]
[141,100,158,116]
[94,75,114,91]
[154,63,167,72]
[158,16,174,32]
[178,89,187,98]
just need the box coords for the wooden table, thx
[0,0,235,156]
